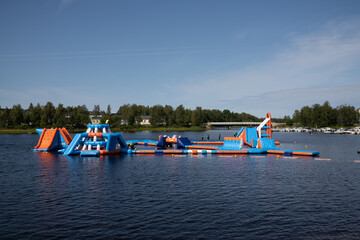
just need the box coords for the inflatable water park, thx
[33,113,320,157]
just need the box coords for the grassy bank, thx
[112,126,206,132]
[0,126,206,134]
[0,128,38,134]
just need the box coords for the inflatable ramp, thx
[34,128,73,152]
[177,137,192,148]
[236,127,259,147]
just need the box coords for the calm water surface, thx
[1,131,360,239]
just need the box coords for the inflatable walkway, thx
[256,138,319,156]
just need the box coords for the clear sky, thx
[1,0,360,117]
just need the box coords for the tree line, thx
[284,101,359,127]
[0,102,260,129]
[0,102,90,129]
[113,104,260,128]
[1,101,358,129]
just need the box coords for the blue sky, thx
[1,0,360,117]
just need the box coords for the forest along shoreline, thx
[1,101,359,134]
[2,126,360,135]
[0,126,206,134]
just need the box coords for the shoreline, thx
[2,125,359,134]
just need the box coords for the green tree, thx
[191,107,203,126]
[117,104,144,126]
[127,104,141,126]
[212,109,224,122]
[0,107,11,128]
[292,101,359,127]
[202,109,211,123]
[10,104,24,127]
[312,104,321,127]
[150,105,164,126]
[132,104,143,125]
[222,109,231,122]
[127,112,136,126]
[41,102,56,127]
[292,110,300,124]
[164,105,174,126]
[54,104,67,126]
[109,114,121,128]
[70,105,90,128]
[318,101,335,127]
[23,103,33,126]
[284,115,293,126]
[100,104,112,124]
[106,104,111,115]
[175,105,186,126]
[30,103,43,127]
[337,105,357,126]
[117,104,130,122]
[184,109,192,126]
[92,105,101,115]
[135,115,143,125]
[300,106,313,126]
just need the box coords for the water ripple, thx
[1,133,360,239]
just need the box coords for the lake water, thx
[1,131,360,239]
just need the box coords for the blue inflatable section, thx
[117,133,128,150]
[234,127,259,147]
[177,137,192,148]
[246,127,258,147]
[258,138,276,149]
[156,136,168,148]
[80,150,99,156]
[87,124,110,130]
[36,129,42,135]
[83,141,107,147]
[242,148,267,154]
[220,138,243,150]
[106,134,118,152]
[256,138,319,156]
[235,127,245,138]
[63,133,88,155]
[126,140,158,145]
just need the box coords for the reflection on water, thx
[0,133,360,239]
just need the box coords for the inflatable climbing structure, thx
[63,124,128,156]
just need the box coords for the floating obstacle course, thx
[33,113,319,157]
[125,113,319,156]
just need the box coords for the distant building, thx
[140,115,151,126]
[119,115,127,125]
[89,111,105,124]
[88,113,150,126]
